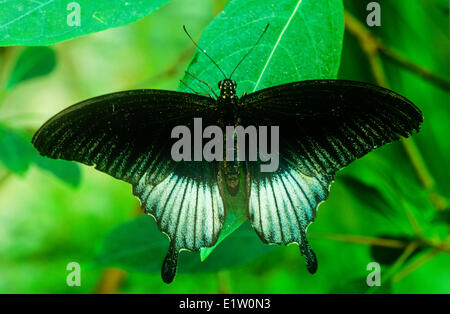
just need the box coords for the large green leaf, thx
[180,0,345,258]
[0,0,170,46]
[179,0,344,96]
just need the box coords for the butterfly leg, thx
[179,79,213,98]
[184,71,219,98]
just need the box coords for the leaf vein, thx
[0,0,55,31]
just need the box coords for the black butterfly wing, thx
[242,80,423,175]
[32,90,225,282]
[241,79,423,271]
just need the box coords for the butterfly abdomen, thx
[222,160,240,195]
[222,131,240,195]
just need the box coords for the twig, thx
[310,233,407,248]
[216,270,232,294]
[93,203,142,294]
[0,47,19,108]
[313,233,449,290]
[379,44,450,92]
[344,11,450,92]
[391,237,450,282]
[391,249,441,282]
[94,267,127,294]
[212,0,226,16]
[400,200,424,238]
[0,171,11,187]
[383,242,421,280]
[401,138,436,190]
[367,241,420,294]
[310,233,450,253]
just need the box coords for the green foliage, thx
[96,216,277,274]
[0,124,81,186]
[6,47,56,89]
[0,124,34,174]
[32,150,81,187]
[0,44,80,186]
[369,235,424,266]
[0,0,171,46]
[330,277,392,294]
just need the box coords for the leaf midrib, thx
[252,0,303,92]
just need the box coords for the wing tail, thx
[133,162,225,283]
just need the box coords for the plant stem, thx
[344,11,450,91]
[367,241,420,294]
[93,203,142,294]
[391,249,441,283]
[216,270,232,294]
[310,233,407,248]
[310,233,450,253]
[379,43,450,92]
[94,268,127,294]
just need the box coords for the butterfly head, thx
[218,79,237,99]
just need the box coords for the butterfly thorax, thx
[217,79,239,122]
[217,79,241,195]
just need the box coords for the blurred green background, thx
[0,0,448,293]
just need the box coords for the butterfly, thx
[32,26,423,283]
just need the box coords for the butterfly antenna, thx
[229,23,270,79]
[183,25,227,79]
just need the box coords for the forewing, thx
[241,79,423,177]
[32,90,225,283]
[33,90,215,185]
